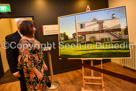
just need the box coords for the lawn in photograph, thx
[60,40,130,58]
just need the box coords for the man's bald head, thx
[16,18,26,29]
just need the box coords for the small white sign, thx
[42,24,59,35]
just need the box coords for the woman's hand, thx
[13,71,21,78]
[43,64,48,71]
[30,67,43,81]
[37,72,43,81]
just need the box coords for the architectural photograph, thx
[59,6,130,58]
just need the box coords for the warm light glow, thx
[75,0,88,10]
[34,0,47,9]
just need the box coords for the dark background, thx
[0,52,4,78]
[0,0,110,74]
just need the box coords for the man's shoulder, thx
[5,31,18,40]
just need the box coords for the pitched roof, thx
[91,18,98,22]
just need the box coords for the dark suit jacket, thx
[5,31,21,73]
[6,31,27,91]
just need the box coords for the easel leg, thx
[91,59,94,77]
[81,59,105,91]
[82,59,85,90]
[101,59,105,91]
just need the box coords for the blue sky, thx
[59,6,127,38]
[59,16,76,38]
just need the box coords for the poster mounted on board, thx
[58,6,130,59]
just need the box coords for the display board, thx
[42,24,59,36]
[58,6,130,59]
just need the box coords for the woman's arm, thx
[30,67,43,81]
[43,61,48,71]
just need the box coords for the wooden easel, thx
[81,59,105,91]
[77,5,105,91]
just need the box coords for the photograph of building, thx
[77,14,124,42]
[59,6,130,58]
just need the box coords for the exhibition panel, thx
[59,6,130,59]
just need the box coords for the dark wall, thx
[0,0,109,74]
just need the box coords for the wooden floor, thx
[0,62,136,91]
[48,62,136,91]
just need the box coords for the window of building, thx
[80,24,85,29]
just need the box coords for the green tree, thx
[63,32,69,40]
[90,36,96,43]
[124,27,128,35]
[72,33,76,39]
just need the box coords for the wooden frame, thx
[0,15,34,19]
[81,59,105,91]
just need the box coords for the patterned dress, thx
[17,38,46,91]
